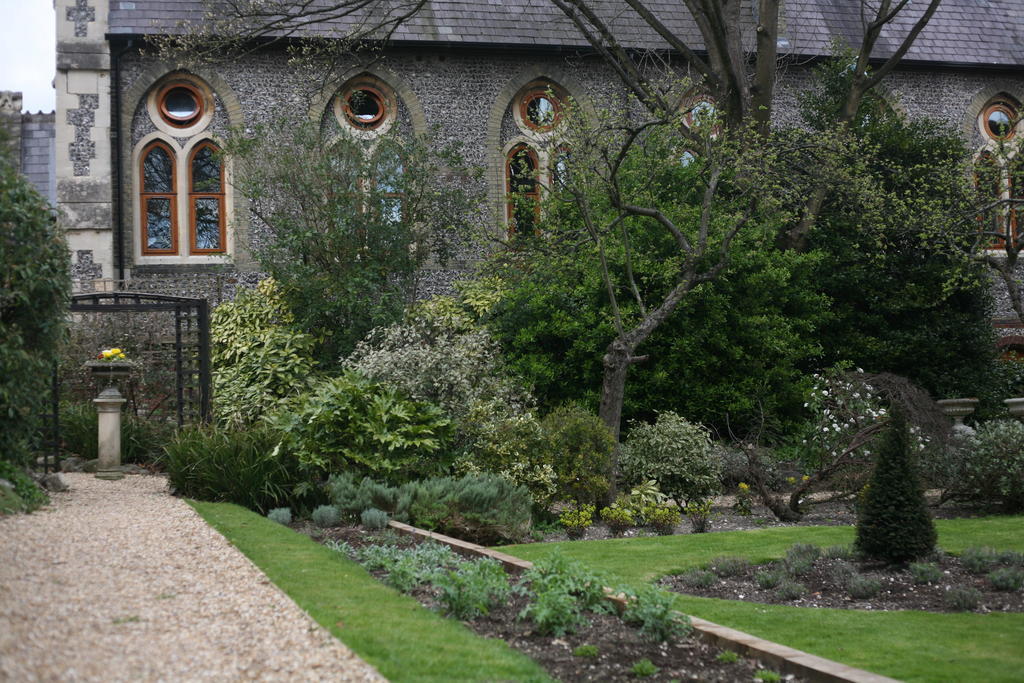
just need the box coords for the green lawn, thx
[190,501,550,683]
[502,516,1024,683]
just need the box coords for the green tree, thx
[0,131,70,467]
[855,406,936,564]
[803,58,996,401]
[224,123,477,363]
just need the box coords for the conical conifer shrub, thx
[855,405,936,564]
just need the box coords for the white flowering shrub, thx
[794,366,933,498]
[948,420,1024,512]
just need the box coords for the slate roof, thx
[108,0,1024,67]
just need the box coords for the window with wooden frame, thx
[140,141,177,254]
[157,82,204,129]
[188,141,226,253]
[372,145,404,225]
[506,143,540,233]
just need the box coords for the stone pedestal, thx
[94,385,125,480]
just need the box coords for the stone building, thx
[53,0,1024,343]
[1,91,56,206]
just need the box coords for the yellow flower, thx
[738,482,750,492]
[802,475,810,482]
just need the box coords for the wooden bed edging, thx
[386,520,901,683]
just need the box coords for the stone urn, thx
[936,398,980,427]
[84,361,134,481]
[85,360,134,385]
[1004,398,1024,420]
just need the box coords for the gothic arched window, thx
[140,141,177,254]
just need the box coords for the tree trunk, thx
[598,339,636,500]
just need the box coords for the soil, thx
[299,525,798,682]
[660,554,1024,614]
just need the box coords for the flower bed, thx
[661,543,1024,613]
[312,526,788,682]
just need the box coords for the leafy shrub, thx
[455,407,558,509]
[0,135,69,469]
[0,461,48,512]
[434,558,512,620]
[267,508,292,525]
[163,425,320,514]
[623,586,691,642]
[955,420,1024,512]
[631,659,659,677]
[524,553,611,614]
[541,403,614,506]
[59,401,174,465]
[311,505,341,528]
[267,370,452,480]
[709,556,749,578]
[755,569,785,590]
[988,567,1024,592]
[717,651,740,664]
[960,546,999,574]
[909,562,943,584]
[559,504,594,539]
[614,480,668,524]
[847,575,882,599]
[683,499,713,533]
[732,481,754,516]
[599,504,634,536]
[855,407,936,564]
[520,586,587,637]
[774,580,806,600]
[326,473,400,520]
[330,473,533,543]
[621,412,721,509]
[343,314,531,426]
[361,508,389,530]
[945,586,981,611]
[645,504,681,535]
[573,645,599,658]
[678,569,716,589]
[211,278,317,426]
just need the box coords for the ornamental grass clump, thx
[679,569,716,589]
[847,575,883,599]
[961,546,1000,574]
[267,507,292,525]
[361,507,389,530]
[988,567,1024,592]
[909,562,943,585]
[855,406,936,564]
[755,568,785,590]
[709,556,749,578]
[945,586,981,611]
[311,504,342,528]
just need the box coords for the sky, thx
[0,0,57,113]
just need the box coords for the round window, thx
[343,87,386,129]
[520,89,562,131]
[984,101,1016,140]
[158,84,203,127]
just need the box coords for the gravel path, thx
[0,473,385,682]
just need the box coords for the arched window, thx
[140,141,177,254]
[188,142,225,253]
[373,145,404,225]
[976,94,1023,249]
[506,144,540,233]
